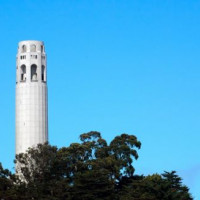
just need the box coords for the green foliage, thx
[0,131,193,199]
[110,134,141,178]
[0,163,16,199]
[118,172,193,200]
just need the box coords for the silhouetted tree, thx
[0,131,192,199]
[117,172,193,200]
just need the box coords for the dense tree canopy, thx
[0,132,193,199]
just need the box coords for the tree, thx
[109,134,141,179]
[0,163,16,200]
[15,143,72,199]
[117,172,193,200]
[13,132,141,199]
[11,131,192,200]
[161,171,193,200]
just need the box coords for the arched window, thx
[41,65,45,82]
[30,44,36,52]
[31,64,37,81]
[20,65,26,81]
[22,45,27,53]
[41,45,44,52]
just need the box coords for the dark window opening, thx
[20,65,26,82]
[42,65,45,82]
[31,64,37,81]
[31,55,37,59]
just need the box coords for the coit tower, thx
[16,40,48,155]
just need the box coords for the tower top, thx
[16,40,47,84]
[18,40,45,53]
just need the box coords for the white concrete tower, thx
[16,40,48,155]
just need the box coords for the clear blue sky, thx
[0,0,199,198]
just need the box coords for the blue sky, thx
[0,0,200,198]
